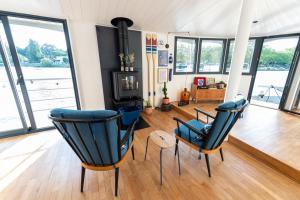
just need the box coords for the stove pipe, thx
[111,17,133,57]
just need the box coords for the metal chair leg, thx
[205,154,211,177]
[219,148,224,161]
[115,168,119,196]
[131,145,135,160]
[144,136,150,160]
[177,143,181,175]
[80,167,85,192]
[175,138,178,156]
[160,148,163,185]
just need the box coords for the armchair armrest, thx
[120,118,138,146]
[173,117,206,138]
[194,108,215,123]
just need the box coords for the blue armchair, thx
[174,96,248,177]
[49,109,137,196]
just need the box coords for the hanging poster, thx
[158,50,168,67]
[158,68,168,83]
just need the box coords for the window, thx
[198,39,225,73]
[174,37,198,74]
[225,39,255,73]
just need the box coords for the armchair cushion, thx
[175,119,210,147]
[218,95,246,110]
[50,108,117,119]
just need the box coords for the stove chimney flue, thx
[111,17,133,57]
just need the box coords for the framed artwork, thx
[206,77,215,86]
[158,68,168,83]
[158,50,168,67]
[194,77,206,86]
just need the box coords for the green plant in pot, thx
[217,81,226,89]
[162,82,170,104]
[144,100,152,115]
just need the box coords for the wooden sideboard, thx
[191,84,225,103]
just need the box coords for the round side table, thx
[144,130,181,185]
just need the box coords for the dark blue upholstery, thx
[175,119,206,147]
[175,96,247,150]
[50,108,133,166]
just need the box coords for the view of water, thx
[0,67,76,132]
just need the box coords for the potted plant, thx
[217,81,226,89]
[162,82,170,104]
[144,100,153,115]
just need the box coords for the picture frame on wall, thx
[158,68,168,83]
[158,50,168,67]
[206,77,215,86]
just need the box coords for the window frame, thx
[223,38,257,75]
[173,36,199,75]
[197,38,227,74]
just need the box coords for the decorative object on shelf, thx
[161,103,172,111]
[119,53,125,71]
[146,33,152,104]
[158,50,168,67]
[168,68,172,81]
[162,82,169,104]
[158,68,168,83]
[180,88,190,105]
[168,53,173,64]
[158,39,164,47]
[216,81,226,89]
[119,53,135,72]
[152,34,158,106]
[206,77,215,86]
[144,100,152,114]
[194,77,206,87]
[165,32,170,49]
[161,82,172,111]
[128,53,135,71]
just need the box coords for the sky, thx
[9,24,67,50]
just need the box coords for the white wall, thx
[68,20,105,110]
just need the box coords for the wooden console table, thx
[191,84,225,103]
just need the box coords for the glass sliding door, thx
[8,17,77,128]
[0,20,28,134]
[0,13,78,137]
[250,36,299,109]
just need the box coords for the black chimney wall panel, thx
[96,26,143,109]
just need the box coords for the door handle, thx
[16,74,23,85]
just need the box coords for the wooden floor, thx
[171,101,300,182]
[1,110,300,199]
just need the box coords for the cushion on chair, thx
[50,108,131,165]
[50,108,117,119]
[218,95,246,110]
[174,119,208,147]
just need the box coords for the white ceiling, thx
[0,0,300,37]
